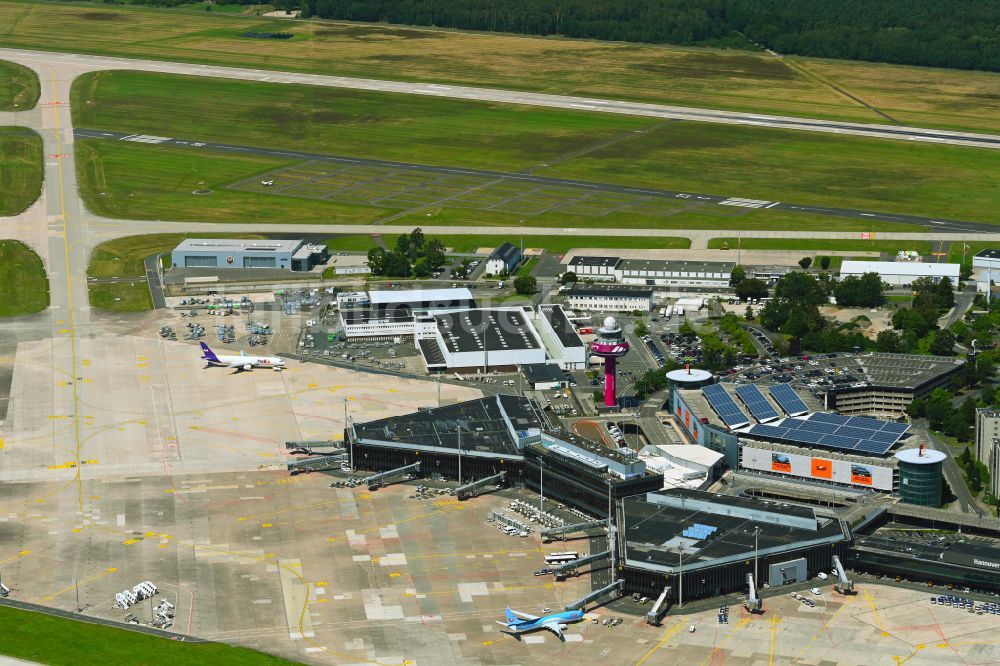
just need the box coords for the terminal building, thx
[668,382,942,505]
[619,489,851,604]
[847,535,1000,594]
[170,238,329,271]
[346,395,663,514]
[825,353,965,417]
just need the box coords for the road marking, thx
[635,620,685,666]
[40,567,117,602]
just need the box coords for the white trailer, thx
[665,306,673,319]
[675,307,685,317]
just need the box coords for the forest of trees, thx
[289,0,1000,72]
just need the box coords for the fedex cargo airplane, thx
[200,342,285,372]
[496,607,584,640]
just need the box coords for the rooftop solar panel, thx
[735,385,780,423]
[703,384,751,428]
[742,409,904,456]
[768,384,810,416]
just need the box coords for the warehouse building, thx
[564,285,654,312]
[170,238,329,271]
[416,307,547,372]
[620,489,851,604]
[534,304,587,369]
[566,256,620,281]
[825,353,965,417]
[484,242,523,276]
[838,260,960,287]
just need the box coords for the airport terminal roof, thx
[853,534,1000,575]
[369,288,474,306]
[622,489,847,571]
[540,305,584,349]
[434,309,541,354]
[565,285,653,299]
[522,363,564,385]
[174,238,302,253]
[340,306,415,325]
[352,395,545,458]
[975,249,1000,260]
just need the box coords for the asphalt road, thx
[6,47,1000,151]
[143,252,167,309]
[75,128,993,233]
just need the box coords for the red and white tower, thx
[589,316,630,408]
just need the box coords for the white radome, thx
[603,316,617,330]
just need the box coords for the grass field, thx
[327,233,691,254]
[707,238,935,254]
[70,71,1000,226]
[947,241,998,263]
[10,0,1000,132]
[75,139,922,232]
[0,59,39,111]
[87,232,268,311]
[0,604,295,666]
[75,141,393,224]
[0,127,42,215]
[0,240,49,316]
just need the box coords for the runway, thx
[76,128,995,234]
[3,46,1000,151]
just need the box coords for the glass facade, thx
[898,460,943,507]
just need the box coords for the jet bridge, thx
[645,585,671,625]
[552,550,611,579]
[362,462,421,490]
[287,453,346,475]
[285,440,343,455]
[455,471,506,500]
[541,520,606,542]
[832,555,855,595]
[565,579,623,611]
[744,573,763,614]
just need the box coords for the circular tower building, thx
[589,316,630,408]
[894,446,946,508]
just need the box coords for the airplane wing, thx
[540,620,564,639]
[509,610,541,621]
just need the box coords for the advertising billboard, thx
[741,446,893,491]
[771,453,792,473]
[811,458,833,479]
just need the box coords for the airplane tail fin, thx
[504,608,518,624]
[199,342,219,362]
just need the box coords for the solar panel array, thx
[682,523,718,540]
[735,384,780,423]
[702,384,750,428]
[744,412,909,456]
[768,383,810,416]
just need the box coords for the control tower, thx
[590,316,630,408]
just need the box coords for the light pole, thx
[458,426,463,485]
[344,398,352,470]
[678,544,685,609]
[753,526,761,589]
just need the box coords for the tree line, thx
[294,0,1000,73]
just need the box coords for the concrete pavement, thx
[4,47,1000,150]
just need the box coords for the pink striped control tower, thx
[590,316,630,408]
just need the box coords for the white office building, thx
[976,408,1000,498]
[564,285,654,312]
[565,255,734,288]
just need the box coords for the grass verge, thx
[0,603,295,665]
[707,238,934,254]
[0,127,42,215]
[0,59,39,110]
[0,240,49,316]
[87,233,268,311]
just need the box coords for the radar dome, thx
[603,316,617,329]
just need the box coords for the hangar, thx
[170,238,329,271]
